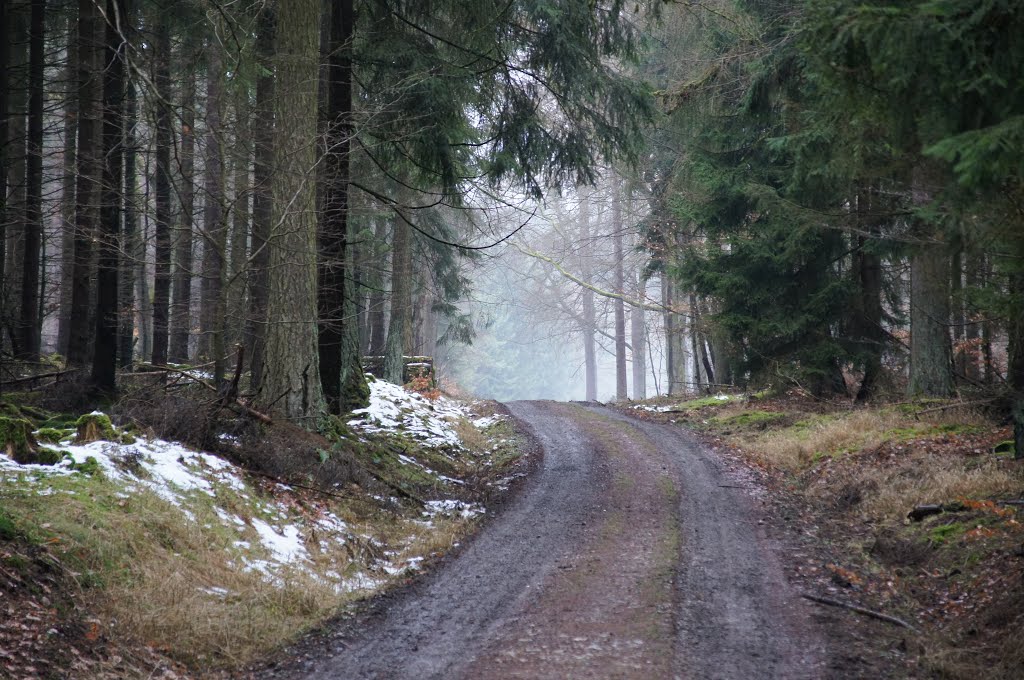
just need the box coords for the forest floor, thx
[623,390,1024,679]
[0,370,528,678]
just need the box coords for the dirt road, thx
[270,402,825,679]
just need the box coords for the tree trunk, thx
[92,0,125,392]
[631,268,646,399]
[1007,240,1024,460]
[612,177,627,400]
[580,196,597,401]
[67,0,102,367]
[854,188,884,401]
[5,0,29,355]
[149,8,171,366]
[169,70,195,364]
[366,218,388,356]
[0,0,8,348]
[258,0,324,423]
[226,104,250,352]
[963,252,982,382]
[17,0,44,361]
[198,44,226,381]
[951,247,965,380]
[384,216,412,385]
[319,0,364,410]
[908,242,953,397]
[118,76,137,368]
[245,5,274,391]
[135,137,151,360]
[56,16,77,356]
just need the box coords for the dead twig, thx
[0,369,78,388]
[912,397,1003,418]
[147,363,273,424]
[801,593,920,633]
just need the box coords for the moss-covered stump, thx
[0,417,40,463]
[74,413,119,444]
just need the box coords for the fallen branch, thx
[147,363,273,425]
[997,499,1024,507]
[801,593,920,633]
[912,397,1003,418]
[0,369,78,388]
[907,502,966,522]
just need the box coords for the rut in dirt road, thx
[269,401,824,679]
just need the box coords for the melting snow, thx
[2,383,502,599]
[348,377,468,448]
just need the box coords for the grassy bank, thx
[0,380,527,678]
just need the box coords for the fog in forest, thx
[442,180,668,403]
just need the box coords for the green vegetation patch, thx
[0,417,39,463]
[679,395,735,410]
[74,413,120,444]
[711,410,787,429]
[35,427,72,444]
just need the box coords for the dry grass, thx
[453,417,490,455]
[742,410,905,471]
[738,407,988,473]
[395,516,466,564]
[858,456,1021,520]
[0,473,366,669]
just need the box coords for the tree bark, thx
[135,139,151,360]
[55,14,78,358]
[169,70,196,364]
[1006,237,1024,460]
[17,0,44,361]
[366,218,388,356]
[963,252,982,382]
[384,216,412,385]
[245,5,274,391]
[258,0,324,423]
[226,104,250,353]
[149,7,171,366]
[67,0,102,367]
[319,0,364,410]
[91,0,126,392]
[0,0,8,346]
[612,177,627,400]
[908,243,953,397]
[908,165,953,398]
[118,76,137,368]
[854,188,884,401]
[5,0,29,354]
[631,268,646,399]
[198,43,226,382]
[580,196,597,401]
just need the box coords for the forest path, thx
[268,402,825,679]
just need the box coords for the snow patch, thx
[348,377,468,448]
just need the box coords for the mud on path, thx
[264,402,825,679]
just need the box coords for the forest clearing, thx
[2,0,1023,678]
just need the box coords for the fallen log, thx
[907,502,966,522]
[801,593,920,633]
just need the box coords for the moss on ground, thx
[0,416,39,463]
[711,410,787,429]
[74,413,119,444]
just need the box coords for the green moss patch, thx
[74,413,119,444]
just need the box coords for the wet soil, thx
[261,402,828,679]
